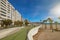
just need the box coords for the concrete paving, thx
[0,27,24,39]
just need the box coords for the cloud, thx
[31,0,60,22]
[49,2,60,18]
[46,2,60,22]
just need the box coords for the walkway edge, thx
[28,25,42,40]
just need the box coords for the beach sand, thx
[33,24,60,40]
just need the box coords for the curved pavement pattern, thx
[0,27,24,39]
[28,25,42,40]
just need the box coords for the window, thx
[1,8,6,11]
[1,5,6,9]
[1,0,6,4]
[1,2,6,6]
[1,14,6,17]
[0,11,6,14]
[8,16,10,18]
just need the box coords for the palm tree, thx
[55,21,58,30]
[47,18,53,32]
[43,20,47,29]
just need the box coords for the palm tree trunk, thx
[50,23,52,29]
[50,23,53,32]
[45,24,47,29]
[42,23,43,29]
[56,24,57,30]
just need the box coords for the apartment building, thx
[15,10,22,21]
[0,0,7,20]
[7,1,12,20]
[0,0,22,22]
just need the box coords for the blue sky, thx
[8,0,60,22]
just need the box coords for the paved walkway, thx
[0,27,24,39]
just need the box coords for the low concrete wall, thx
[28,25,41,40]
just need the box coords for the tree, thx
[19,21,23,26]
[1,20,4,27]
[55,21,58,30]
[14,21,20,26]
[14,21,17,26]
[47,18,53,32]
[43,20,47,29]
[1,19,12,28]
[7,19,12,26]
[24,19,29,26]
[14,21,23,26]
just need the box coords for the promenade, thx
[0,27,23,39]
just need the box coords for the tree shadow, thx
[53,29,60,32]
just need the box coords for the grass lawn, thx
[1,26,33,40]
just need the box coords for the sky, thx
[8,0,60,22]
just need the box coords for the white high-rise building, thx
[0,0,7,20]
[15,10,22,21]
[0,0,22,22]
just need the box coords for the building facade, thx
[0,0,7,20]
[0,0,22,22]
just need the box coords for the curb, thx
[28,25,42,40]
